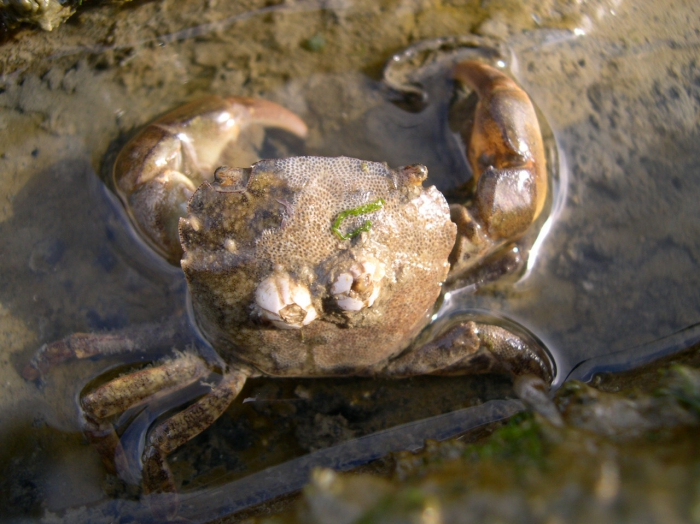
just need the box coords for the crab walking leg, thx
[113,96,308,264]
[78,353,208,476]
[382,321,552,384]
[81,352,208,419]
[22,318,188,381]
[80,414,126,476]
[382,322,560,423]
[449,60,547,276]
[141,369,247,505]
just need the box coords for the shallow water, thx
[1,0,700,521]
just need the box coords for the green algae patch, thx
[465,412,544,465]
[331,198,385,240]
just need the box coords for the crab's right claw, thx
[449,61,547,276]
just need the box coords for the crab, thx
[24,59,552,513]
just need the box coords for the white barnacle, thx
[330,273,353,295]
[255,272,317,329]
[224,238,237,253]
[331,257,386,312]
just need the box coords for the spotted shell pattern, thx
[180,156,456,377]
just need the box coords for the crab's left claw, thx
[113,96,307,264]
[226,96,308,139]
[449,60,547,277]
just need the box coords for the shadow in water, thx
[0,157,186,366]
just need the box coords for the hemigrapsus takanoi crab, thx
[24,58,552,514]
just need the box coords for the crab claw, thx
[449,61,547,275]
[113,96,307,264]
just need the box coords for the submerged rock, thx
[253,350,700,524]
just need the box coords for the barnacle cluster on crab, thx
[251,254,387,331]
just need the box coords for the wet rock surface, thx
[255,347,700,524]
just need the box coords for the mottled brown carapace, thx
[181,157,456,376]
